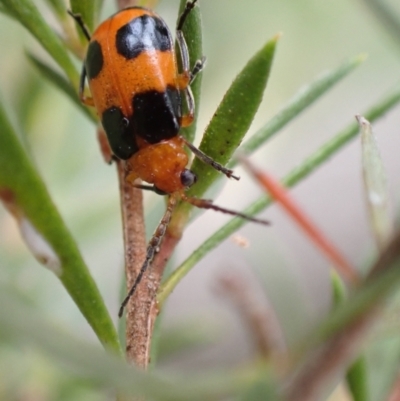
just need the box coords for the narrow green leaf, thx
[70,0,102,33]
[189,35,279,199]
[233,54,366,165]
[178,0,204,143]
[0,95,121,354]
[158,84,400,305]
[0,0,79,86]
[357,115,392,250]
[27,53,96,123]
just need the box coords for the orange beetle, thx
[69,1,268,316]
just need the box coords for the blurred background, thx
[0,0,400,399]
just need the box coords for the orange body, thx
[83,7,192,193]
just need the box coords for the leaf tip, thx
[355,114,370,127]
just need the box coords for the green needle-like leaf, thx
[27,53,96,123]
[0,0,79,86]
[0,96,121,354]
[178,0,204,144]
[233,54,366,165]
[189,35,279,199]
[169,34,278,235]
[158,84,400,305]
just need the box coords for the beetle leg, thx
[180,85,195,127]
[189,55,206,84]
[180,136,240,181]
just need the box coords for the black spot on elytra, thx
[116,14,172,60]
[102,106,138,159]
[131,86,181,143]
[86,40,103,80]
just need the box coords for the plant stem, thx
[117,159,181,370]
[117,161,148,367]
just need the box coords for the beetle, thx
[69,1,269,316]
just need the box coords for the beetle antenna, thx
[118,195,178,318]
[181,137,240,180]
[67,10,91,41]
[181,194,270,225]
